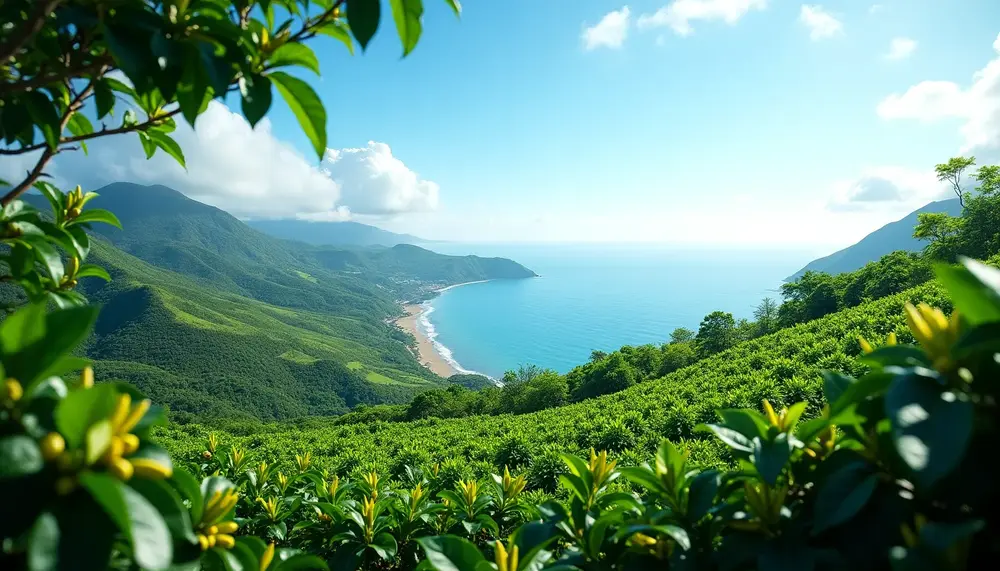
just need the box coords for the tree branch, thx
[1,57,113,96]
[0,78,98,207]
[0,0,65,64]
[289,0,347,43]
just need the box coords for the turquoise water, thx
[418,243,823,379]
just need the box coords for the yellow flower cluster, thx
[363,470,380,500]
[762,400,797,433]
[64,185,87,219]
[858,331,898,354]
[295,451,311,472]
[61,256,80,289]
[102,393,170,481]
[588,448,617,490]
[199,488,240,550]
[494,540,519,571]
[905,303,961,370]
[360,495,377,542]
[257,496,281,521]
[499,466,527,499]
[328,475,340,499]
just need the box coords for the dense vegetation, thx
[9,183,535,419]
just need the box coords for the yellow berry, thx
[197,534,209,551]
[216,521,239,534]
[80,367,94,389]
[40,433,66,461]
[121,434,140,455]
[202,451,213,460]
[109,456,134,481]
[3,378,23,402]
[130,458,172,479]
[215,534,235,549]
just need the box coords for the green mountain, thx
[787,198,963,280]
[19,183,535,419]
[248,219,426,247]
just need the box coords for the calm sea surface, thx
[417,243,824,378]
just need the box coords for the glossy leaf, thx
[389,0,423,56]
[347,0,381,50]
[269,71,327,159]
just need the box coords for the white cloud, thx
[637,0,767,36]
[316,142,439,217]
[877,32,1000,157]
[582,7,631,50]
[869,4,884,14]
[826,166,947,212]
[799,5,842,41]
[18,102,439,220]
[886,37,917,61]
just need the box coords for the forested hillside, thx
[158,279,950,478]
[788,198,963,279]
[9,183,538,419]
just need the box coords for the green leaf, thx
[268,43,320,75]
[67,113,94,139]
[417,535,487,571]
[389,0,423,56]
[169,468,205,524]
[697,423,753,454]
[0,436,44,478]
[859,346,931,369]
[316,21,355,55]
[23,91,60,149]
[752,433,791,485]
[138,132,157,159]
[239,74,273,128]
[77,263,112,281]
[821,371,853,405]
[620,466,666,495]
[148,130,186,168]
[347,0,382,50]
[56,383,118,448]
[935,261,1000,326]
[85,419,113,464]
[80,473,173,569]
[69,208,123,229]
[686,469,720,521]
[0,302,46,354]
[811,460,877,534]
[718,409,770,440]
[885,370,973,488]
[274,553,329,570]
[129,478,198,543]
[27,512,60,571]
[268,71,327,159]
[94,80,115,119]
[831,370,895,414]
[33,181,65,217]
[444,0,461,17]
[370,532,397,560]
[27,236,64,282]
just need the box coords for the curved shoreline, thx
[395,280,494,380]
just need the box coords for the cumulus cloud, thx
[886,37,917,61]
[10,102,439,220]
[316,142,439,217]
[799,5,842,41]
[877,33,1000,159]
[827,167,948,212]
[638,0,767,36]
[582,7,631,50]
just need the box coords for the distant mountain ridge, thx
[248,218,426,247]
[787,198,963,281]
[17,182,536,419]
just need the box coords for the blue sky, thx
[9,0,1000,248]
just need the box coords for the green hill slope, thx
[157,279,950,479]
[82,240,444,419]
[788,199,962,280]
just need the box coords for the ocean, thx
[418,243,824,379]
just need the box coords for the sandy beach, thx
[396,303,459,378]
